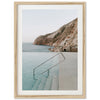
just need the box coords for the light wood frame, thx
[14,2,86,98]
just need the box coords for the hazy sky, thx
[22,9,78,43]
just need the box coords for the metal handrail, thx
[33,53,61,70]
[33,52,65,80]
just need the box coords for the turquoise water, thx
[22,44,59,90]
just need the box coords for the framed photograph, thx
[14,2,86,98]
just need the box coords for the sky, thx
[22,9,78,43]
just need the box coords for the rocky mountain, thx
[33,18,78,52]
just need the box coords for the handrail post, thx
[33,69,36,80]
[60,52,66,60]
[47,69,50,78]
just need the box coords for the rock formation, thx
[33,18,78,52]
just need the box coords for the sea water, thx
[22,43,59,90]
[22,43,54,52]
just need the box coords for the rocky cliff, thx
[33,18,78,52]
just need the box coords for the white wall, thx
[0,0,100,100]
